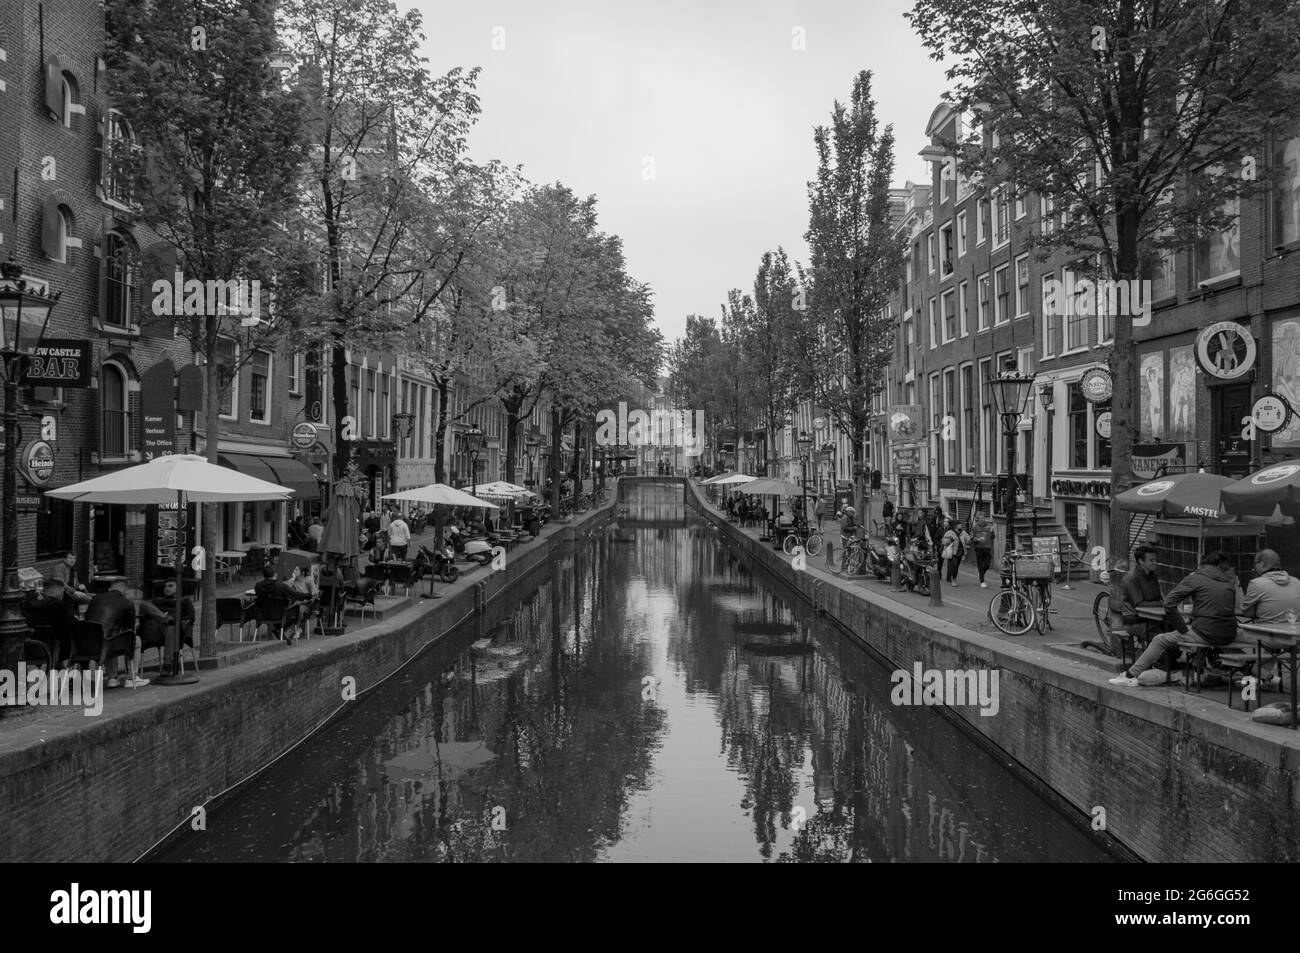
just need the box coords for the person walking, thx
[388,513,412,560]
[969,511,995,588]
[941,518,963,586]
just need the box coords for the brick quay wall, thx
[683,478,1300,863]
[0,505,614,863]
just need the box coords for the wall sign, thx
[141,360,176,462]
[1252,394,1293,434]
[1051,478,1111,499]
[22,440,55,486]
[291,422,319,449]
[26,339,91,387]
[887,405,924,442]
[1095,411,1112,438]
[1195,321,1256,380]
[1080,368,1113,403]
[1132,442,1188,480]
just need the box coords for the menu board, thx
[157,505,188,569]
[1031,535,1061,573]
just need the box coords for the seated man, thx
[24,578,80,639]
[49,551,92,605]
[86,580,164,688]
[152,578,197,644]
[1238,548,1300,686]
[1119,545,1181,640]
[254,566,313,641]
[1110,550,1239,687]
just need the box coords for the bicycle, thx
[836,535,866,575]
[782,522,823,557]
[988,552,1041,636]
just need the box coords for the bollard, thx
[825,540,835,570]
[929,563,943,606]
[890,553,903,592]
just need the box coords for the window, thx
[41,198,77,263]
[1015,254,1030,316]
[993,187,1010,246]
[102,110,136,206]
[927,232,936,274]
[101,362,129,456]
[940,160,950,201]
[103,232,135,327]
[961,363,975,474]
[381,373,391,439]
[943,368,957,474]
[928,297,939,348]
[942,289,956,342]
[956,210,967,257]
[1274,128,1300,249]
[977,273,990,330]
[249,350,271,424]
[977,199,988,244]
[1195,166,1240,282]
[304,349,323,422]
[1042,274,1062,357]
[37,498,75,560]
[216,338,238,420]
[1040,192,1056,235]
[288,353,302,395]
[1063,266,1089,351]
[60,73,79,128]
[993,264,1010,325]
[366,369,377,438]
[903,317,915,374]
[939,222,954,276]
[1015,190,1027,219]
[979,357,995,475]
[958,281,969,337]
[1069,382,1089,469]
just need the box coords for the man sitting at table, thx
[1120,546,1179,640]
[50,551,92,605]
[1110,550,1240,688]
[87,581,167,688]
[1237,549,1300,688]
[254,566,313,640]
[368,531,394,564]
[24,578,80,633]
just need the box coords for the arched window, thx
[101,363,129,456]
[103,232,136,327]
[61,72,78,128]
[41,195,77,262]
[103,110,136,205]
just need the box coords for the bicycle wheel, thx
[1032,585,1049,635]
[1092,590,1111,643]
[990,589,1035,636]
[783,534,798,555]
[804,533,823,557]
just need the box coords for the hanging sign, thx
[1195,321,1256,380]
[26,339,91,387]
[141,360,176,462]
[1095,411,1112,438]
[21,440,55,486]
[1080,368,1112,403]
[1252,394,1293,434]
[291,422,319,449]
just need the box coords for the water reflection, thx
[153,486,1117,863]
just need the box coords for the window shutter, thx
[140,241,178,339]
[41,194,63,260]
[44,55,62,119]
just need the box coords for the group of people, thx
[1109,546,1298,688]
[725,494,770,528]
[834,500,997,588]
[360,508,413,559]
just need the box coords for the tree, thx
[801,71,907,514]
[748,249,802,469]
[104,0,314,656]
[280,0,486,481]
[906,0,1300,572]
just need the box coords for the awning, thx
[219,453,323,497]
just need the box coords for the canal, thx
[152,486,1119,863]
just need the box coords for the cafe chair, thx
[65,620,108,672]
[387,564,416,599]
[102,626,143,685]
[20,604,69,669]
[216,597,251,642]
[343,581,380,622]
[253,594,299,643]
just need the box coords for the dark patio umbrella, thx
[1221,459,1300,516]
[320,478,363,559]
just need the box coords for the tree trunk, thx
[852,421,867,518]
[200,314,219,657]
[1107,202,1141,627]
[331,338,350,484]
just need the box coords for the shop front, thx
[354,438,397,510]
[210,444,326,552]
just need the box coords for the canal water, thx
[152,486,1118,863]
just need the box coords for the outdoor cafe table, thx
[1237,621,1300,729]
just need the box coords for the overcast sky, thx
[417,0,951,349]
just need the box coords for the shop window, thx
[249,350,272,424]
[36,498,74,560]
[1069,382,1089,469]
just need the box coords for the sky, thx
[416,0,951,348]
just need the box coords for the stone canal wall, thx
[684,477,1300,863]
[0,505,613,863]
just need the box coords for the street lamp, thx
[796,430,814,527]
[465,425,484,496]
[0,259,59,693]
[525,433,540,486]
[987,368,1035,556]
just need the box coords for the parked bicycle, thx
[988,551,1054,636]
[783,521,823,557]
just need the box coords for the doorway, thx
[91,505,126,575]
[1215,384,1252,478]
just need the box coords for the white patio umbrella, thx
[382,484,499,509]
[707,473,758,486]
[475,480,530,498]
[46,454,293,685]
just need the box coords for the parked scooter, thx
[416,544,460,583]
[864,534,894,580]
[463,537,496,566]
[897,542,934,595]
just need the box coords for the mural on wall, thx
[1139,352,1164,442]
[1273,318,1300,448]
[1168,346,1196,443]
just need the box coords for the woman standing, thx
[941,518,964,586]
[969,512,995,588]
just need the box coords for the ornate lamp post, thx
[796,429,814,527]
[987,369,1035,556]
[465,424,484,497]
[525,433,540,486]
[0,260,59,691]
